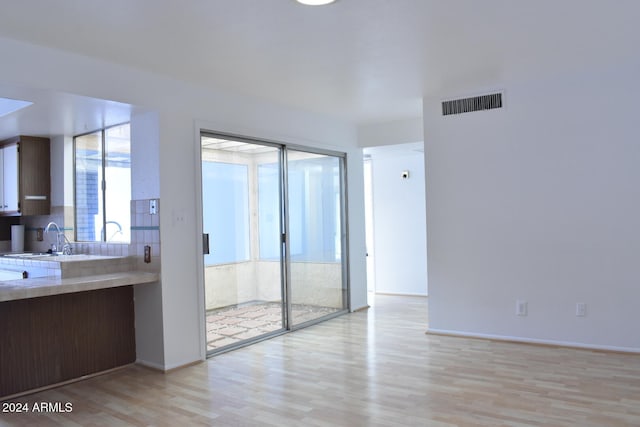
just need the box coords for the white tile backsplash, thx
[130,198,161,272]
[9,200,160,273]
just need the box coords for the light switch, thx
[516,300,528,316]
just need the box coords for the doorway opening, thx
[200,133,349,355]
[363,142,428,306]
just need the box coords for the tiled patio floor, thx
[206,302,340,352]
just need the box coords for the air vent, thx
[442,92,503,116]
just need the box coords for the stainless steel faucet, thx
[44,221,72,255]
[102,220,123,242]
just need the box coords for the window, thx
[74,123,131,243]
[202,161,250,264]
[258,156,342,262]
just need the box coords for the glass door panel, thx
[201,135,285,354]
[286,150,347,327]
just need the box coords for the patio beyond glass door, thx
[201,136,285,354]
[201,133,348,355]
[286,150,348,327]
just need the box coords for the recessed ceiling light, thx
[0,97,33,118]
[296,0,337,5]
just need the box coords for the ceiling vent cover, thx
[442,92,503,116]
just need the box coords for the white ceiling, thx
[0,0,639,139]
[0,83,135,141]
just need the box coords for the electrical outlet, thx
[149,199,158,215]
[576,302,587,317]
[516,300,528,316]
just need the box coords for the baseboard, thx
[1,364,133,401]
[426,328,640,354]
[135,359,165,371]
[163,359,203,373]
[136,358,203,372]
[375,292,428,297]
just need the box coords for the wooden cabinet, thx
[0,144,19,212]
[0,286,136,398]
[0,136,50,216]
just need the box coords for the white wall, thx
[130,111,164,368]
[0,36,367,369]
[131,111,160,201]
[424,59,640,352]
[358,117,423,148]
[49,135,65,207]
[367,145,427,296]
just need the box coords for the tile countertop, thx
[0,271,160,302]
[0,254,131,270]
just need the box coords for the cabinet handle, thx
[24,195,47,200]
[203,233,210,255]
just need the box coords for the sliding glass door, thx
[286,150,347,327]
[201,133,348,355]
[201,136,285,353]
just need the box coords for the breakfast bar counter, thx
[0,270,159,302]
[0,270,160,399]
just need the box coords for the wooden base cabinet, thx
[0,286,136,398]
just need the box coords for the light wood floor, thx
[2,295,640,426]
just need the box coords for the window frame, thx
[73,122,131,243]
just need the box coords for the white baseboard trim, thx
[136,357,203,372]
[135,359,165,371]
[426,328,640,354]
[351,304,370,312]
[375,291,428,297]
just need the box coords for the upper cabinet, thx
[0,143,19,213]
[0,136,50,216]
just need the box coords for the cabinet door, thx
[19,138,50,216]
[3,144,19,212]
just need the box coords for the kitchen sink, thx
[2,252,54,258]
[0,252,133,279]
[1,253,118,261]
